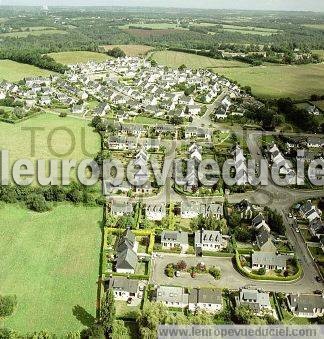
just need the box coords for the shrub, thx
[176,260,187,271]
[165,264,174,277]
[25,194,50,212]
[258,267,266,275]
[209,266,221,280]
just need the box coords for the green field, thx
[0,203,101,334]
[0,60,54,82]
[304,24,324,31]
[312,49,324,60]
[221,24,278,36]
[151,50,247,69]
[0,29,66,38]
[215,64,324,99]
[0,113,100,183]
[48,51,112,65]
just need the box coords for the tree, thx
[25,194,50,212]
[137,302,169,339]
[234,305,254,324]
[176,260,187,271]
[101,289,116,335]
[107,47,126,58]
[112,320,130,338]
[165,264,175,277]
[0,295,17,319]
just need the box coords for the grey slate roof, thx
[189,288,222,305]
[288,294,324,313]
[161,231,189,246]
[156,285,189,304]
[108,276,139,294]
[195,230,223,246]
[252,252,288,267]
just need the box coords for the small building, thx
[145,203,166,221]
[188,288,223,313]
[155,285,189,309]
[160,231,189,252]
[110,201,133,217]
[236,288,272,315]
[115,229,138,274]
[108,276,144,301]
[194,230,227,252]
[300,200,321,222]
[252,252,288,271]
[287,293,324,318]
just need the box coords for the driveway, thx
[150,254,322,293]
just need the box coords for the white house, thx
[108,277,144,301]
[160,231,189,252]
[287,293,324,318]
[194,230,227,252]
[145,203,166,221]
[188,288,223,313]
[155,286,189,309]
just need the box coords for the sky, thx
[1,0,324,12]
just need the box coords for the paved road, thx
[151,254,323,293]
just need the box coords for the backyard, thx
[0,203,102,334]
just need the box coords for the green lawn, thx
[312,50,324,60]
[151,51,247,69]
[0,60,54,82]
[0,113,100,183]
[0,29,66,38]
[215,64,324,99]
[115,301,140,319]
[304,24,324,31]
[133,116,165,125]
[0,203,102,334]
[48,51,113,65]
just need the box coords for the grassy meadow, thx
[0,60,54,82]
[151,50,247,69]
[0,203,101,334]
[215,63,324,99]
[48,51,112,65]
[0,29,66,38]
[0,113,100,183]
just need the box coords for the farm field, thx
[0,203,101,334]
[303,24,324,31]
[48,51,112,65]
[119,23,185,30]
[151,50,247,69]
[100,44,154,56]
[0,29,66,38]
[0,113,100,183]
[0,60,54,82]
[215,64,324,99]
[312,49,324,60]
[221,24,279,36]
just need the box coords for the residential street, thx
[150,254,323,293]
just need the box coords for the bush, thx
[59,112,67,117]
[209,266,221,280]
[176,260,187,271]
[165,264,175,277]
[25,194,50,212]
[258,267,266,275]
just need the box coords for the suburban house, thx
[115,229,138,274]
[252,252,289,271]
[201,203,224,219]
[287,293,324,318]
[155,285,189,309]
[300,200,321,222]
[236,288,272,315]
[252,214,270,232]
[188,288,223,313]
[185,127,212,141]
[235,199,255,220]
[110,201,133,217]
[160,231,189,252]
[180,202,223,220]
[194,230,227,253]
[145,203,166,221]
[307,137,323,148]
[309,218,324,238]
[107,276,144,301]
